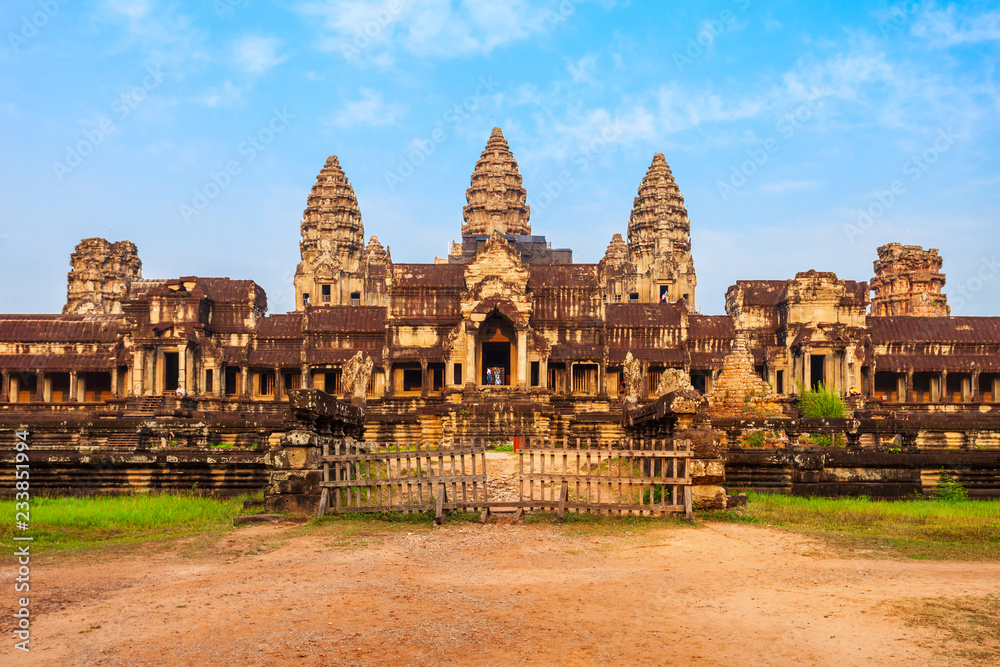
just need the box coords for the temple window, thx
[350,291,361,306]
[321,284,332,303]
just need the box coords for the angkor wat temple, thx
[2,127,998,450]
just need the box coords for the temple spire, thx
[293,155,366,309]
[462,127,531,237]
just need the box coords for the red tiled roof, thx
[304,307,386,333]
[0,315,122,342]
[393,264,465,288]
[256,314,304,338]
[248,349,302,367]
[875,354,1000,373]
[689,315,735,339]
[0,354,115,371]
[528,264,598,289]
[606,303,684,327]
[868,317,1000,343]
[549,344,604,362]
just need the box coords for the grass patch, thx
[890,594,1000,663]
[0,492,261,554]
[704,492,1000,560]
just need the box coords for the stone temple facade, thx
[1,127,998,445]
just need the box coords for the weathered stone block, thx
[692,484,726,510]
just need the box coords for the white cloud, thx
[568,54,598,84]
[194,81,244,108]
[913,6,1000,46]
[298,0,595,65]
[232,35,288,76]
[326,88,407,128]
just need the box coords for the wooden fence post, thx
[557,480,569,523]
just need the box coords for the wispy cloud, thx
[325,88,407,128]
[913,6,1000,46]
[194,81,244,108]
[297,0,593,65]
[231,35,288,75]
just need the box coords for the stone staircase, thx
[106,432,140,447]
[125,395,163,417]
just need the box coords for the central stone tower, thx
[628,154,697,307]
[447,127,571,264]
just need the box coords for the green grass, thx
[705,492,1000,561]
[0,492,262,554]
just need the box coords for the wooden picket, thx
[316,437,693,522]
[316,439,488,524]
[517,437,693,519]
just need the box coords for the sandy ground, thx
[3,456,998,666]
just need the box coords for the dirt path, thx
[4,514,998,666]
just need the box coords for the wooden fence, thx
[316,440,487,521]
[517,438,692,519]
[316,438,692,522]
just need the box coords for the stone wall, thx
[725,447,1000,498]
[0,446,267,497]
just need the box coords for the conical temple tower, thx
[626,153,697,309]
[462,127,531,237]
[294,156,366,309]
[447,128,571,264]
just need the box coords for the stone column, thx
[301,364,311,390]
[598,361,607,396]
[386,363,395,396]
[146,350,156,396]
[905,370,914,403]
[936,371,946,403]
[516,329,527,389]
[240,365,249,398]
[274,367,283,401]
[132,349,144,396]
[1,371,9,403]
[972,371,981,403]
[465,331,476,386]
[803,351,812,392]
[420,360,429,398]
[217,365,226,397]
[111,367,119,398]
[541,357,549,389]
[36,371,46,402]
[568,362,575,395]
[178,348,187,393]
[69,370,79,402]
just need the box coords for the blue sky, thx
[2,0,998,316]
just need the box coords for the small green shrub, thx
[798,382,848,418]
[745,430,767,447]
[933,469,969,502]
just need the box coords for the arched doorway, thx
[478,313,516,386]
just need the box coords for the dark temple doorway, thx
[164,352,179,392]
